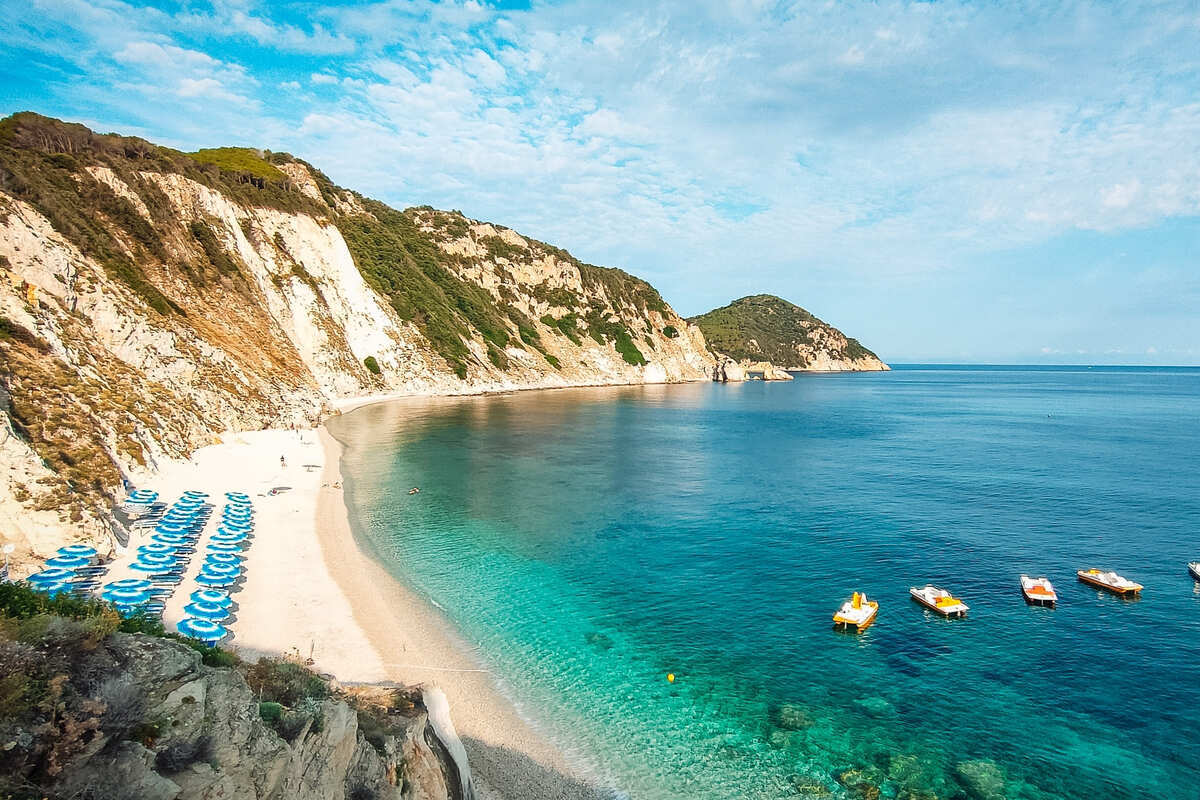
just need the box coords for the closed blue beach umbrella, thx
[57,544,98,559]
[45,554,92,569]
[183,601,230,621]
[206,541,243,553]
[190,588,232,607]
[27,567,76,584]
[176,618,228,642]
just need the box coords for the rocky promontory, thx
[690,294,888,373]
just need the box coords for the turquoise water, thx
[328,367,1200,799]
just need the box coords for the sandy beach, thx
[110,424,608,800]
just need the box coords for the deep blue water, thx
[328,367,1200,799]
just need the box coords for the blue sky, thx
[2,0,1198,364]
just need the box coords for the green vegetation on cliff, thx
[688,294,880,366]
[335,198,528,378]
[0,112,685,382]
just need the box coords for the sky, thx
[1,0,1198,364]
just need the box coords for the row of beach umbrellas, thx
[175,491,255,642]
[24,543,103,597]
[24,489,254,645]
[102,490,215,615]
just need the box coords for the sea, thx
[326,366,1200,799]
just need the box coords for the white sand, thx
[108,426,607,800]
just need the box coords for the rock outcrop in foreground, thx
[690,294,888,373]
[0,585,466,800]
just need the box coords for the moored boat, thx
[832,591,878,631]
[909,584,968,617]
[1020,575,1057,607]
[1188,562,1200,582]
[1076,568,1142,596]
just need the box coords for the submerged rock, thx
[833,768,881,800]
[773,703,815,731]
[854,696,895,717]
[788,773,832,797]
[955,759,1006,800]
[584,631,613,650]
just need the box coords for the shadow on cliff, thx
[461,737,616,800]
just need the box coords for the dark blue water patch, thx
[329,368,1200,799]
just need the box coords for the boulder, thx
[954,759,1006,800]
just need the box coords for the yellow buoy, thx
[666,673,675,683]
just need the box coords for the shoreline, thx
[313,427,610,799]
[106,416,611,799]
[331,373,710,415]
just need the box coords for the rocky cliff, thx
[689,294,888,373]
[0,584,467,800]
[0,112,713,570]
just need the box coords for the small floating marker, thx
[666,673,675,683]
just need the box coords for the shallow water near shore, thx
[328,366,1200,799]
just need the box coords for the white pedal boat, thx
[909,584,968,617]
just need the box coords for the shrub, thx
[0,671,31,716]
[163,633,237,667]
[363,356,380,375]
[486,343,508,370]
[189,221,239,276]
[540,313,582,346]
[189,148,285,181]
[663,325,679,338]
[275,708,312,741]
[117,611,165,636]
[244,658,328,707]
[258,701,283,725]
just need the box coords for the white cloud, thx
[6,0,1200,360]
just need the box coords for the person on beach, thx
[280,455,286,468]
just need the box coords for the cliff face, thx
[0,113,713,568]
[689,294,888,373]
[0,615,466,800]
